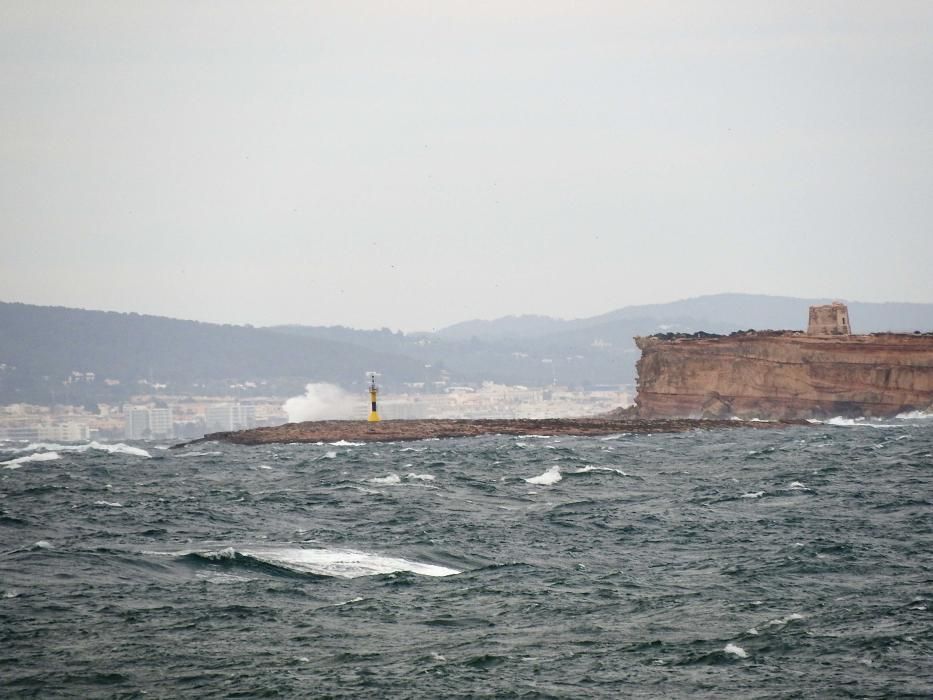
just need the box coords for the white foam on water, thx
[95,500,123,507]
[332,596,365,606]
[176,451,222,458]
[572,466,628,477]
[34,540,52,549]
[406,473,435,481]
[239,547,460,578]
[788,481,809,490]
[369,473,401,485]
[766,612,804,626]
[723,643,747,658]
[9,441,151,458]
[747,627,759,635]
[826,417,899,429]
[525,466,562,485]
[323,451,337,459]
[521,435,552,439]
[896,410,933,420]
[2,451,61,468]
[329,440,364,446]
[257,464,273,470]
[740,491,764,498]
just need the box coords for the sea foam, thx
[195,546,460,578]
[525,466,562,485]
[8,441,150,458]
[2,451,61,468]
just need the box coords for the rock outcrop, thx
[635,331,933,419]
[181,417,808,446]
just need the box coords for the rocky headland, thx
[183,416,809,446]
[635,328,933,419]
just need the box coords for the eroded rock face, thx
[634,332,933,419]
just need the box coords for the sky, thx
[1,1,931,332]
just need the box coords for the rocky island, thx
[184,416,808,446]
[635,303,933,419]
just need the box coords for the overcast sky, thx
[1,1,931,331]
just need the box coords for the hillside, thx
[0,303,436,405]
[3,294,932,406]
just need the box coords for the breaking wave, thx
[174,546,460,579]
[525,465,562,485]
[2,451,61,468]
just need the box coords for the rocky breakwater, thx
[635,331,933,419]
[184,417,808,446]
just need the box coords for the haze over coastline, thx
[2,2,932,331]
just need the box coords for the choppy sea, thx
[2,418,931,698]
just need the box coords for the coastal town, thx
[0,382,632,443]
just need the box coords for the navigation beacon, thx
[367,373,381,422]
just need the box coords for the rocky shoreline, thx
[179,417,811,447]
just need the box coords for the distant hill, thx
[0,303,436,406]
[3,294,932,406]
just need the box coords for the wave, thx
[6,441,151,458]
[175,451,222,458]
[329,440,364,446]
[723,643,747,658]
[176,546,460,579]
[570,466,629,477]
[824,417,901,429]
[525,466,562,485]
[2,451,61,469]
[369,473,401,485]
[896,410,933,420]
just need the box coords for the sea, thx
[1,418,931,698]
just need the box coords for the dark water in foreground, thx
[1,421,931,698]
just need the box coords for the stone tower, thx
[807,302,851,336]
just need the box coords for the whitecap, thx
[896,410,933,420]
[10,441,151,458]
[405,473,435,481]
[826,417,899,429]
[329,440,364,447]
[323,451,337,459]
[238,547,460,578]
[257,464,273,470]
[723,643,747,658]
[2,451,61,468]
[525,466,562,485]
[788,481,809,490]
[572,466,628,477]
[176,451,222,458]
[766,612,804,626]
[740,491,764,498]
[368,473,401,485]
[94,500,123,508]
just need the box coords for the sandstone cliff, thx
[634,332,933,419]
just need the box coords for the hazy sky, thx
[1,1,931,331]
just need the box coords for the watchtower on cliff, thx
[807,302,851,336]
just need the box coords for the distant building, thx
[124,408,150,440]
[205,404,256,433]
[807,302,851,336]
[40,422,90,442]
[124,407,174,440]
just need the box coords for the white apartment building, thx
[124,407,174,440]
[205,403,256,433]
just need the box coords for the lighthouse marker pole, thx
[367,373,381,422]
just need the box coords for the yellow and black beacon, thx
[367,373,381,422]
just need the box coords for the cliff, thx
[634,331,933,419]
